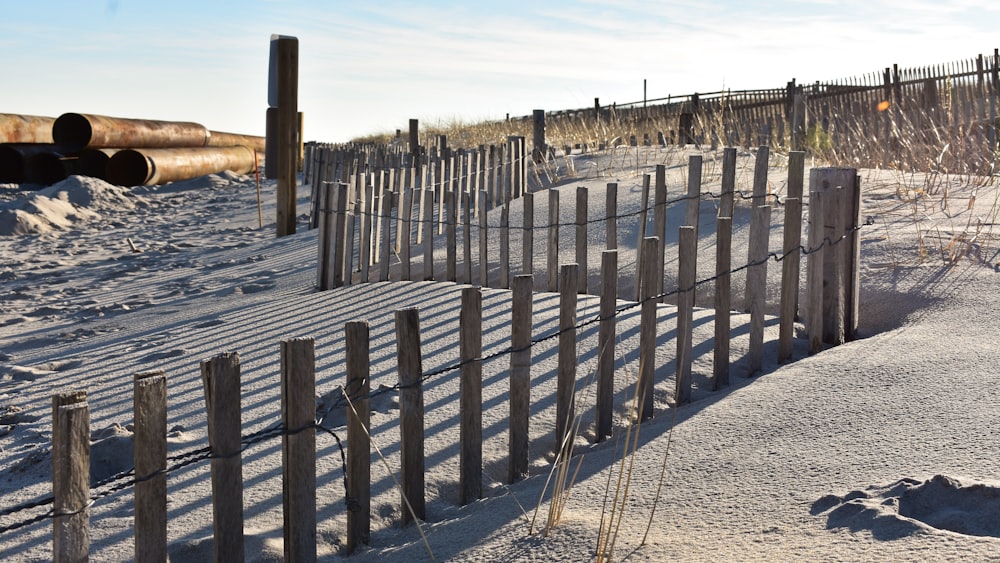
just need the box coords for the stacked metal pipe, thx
[0,112,264,186]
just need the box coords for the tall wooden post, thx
[575,186,588,294]
[201,352,245,563]
[345,322,371,553]
[134,372,167,563]
[676,226,696,404]
[533,110,546,162]
[778,151,805,362]
[460,287,483,504]
[281,338,317,562]
[409,119,419,166]
[53,392,89,563]
[395,308,426,524]
[638,237,659,421]
[556,264,578,452]
[271,35,299,237]
[596,250,617,440]
[509,275,533,482]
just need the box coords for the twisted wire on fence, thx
[0,212,873,537]
[0,420,351,536]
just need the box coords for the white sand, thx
[1,147,999,561]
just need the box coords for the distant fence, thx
[0,148,870,560]
[495,50,999,175]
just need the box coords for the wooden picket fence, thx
[43,148,864,561]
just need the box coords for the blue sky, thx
[2,1,998,142]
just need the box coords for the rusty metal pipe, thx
[106,146,256,186]
[77,148,121,181]
[0,143,66,183]
[53,113,210,151]
[207,131,266,153]
[0,114,56,144]
[25,153,76,185]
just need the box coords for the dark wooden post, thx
[778,152,805,362]
[134,372,167,563]
[273,35,299,237]
[606,183,618,250]
[379,188,393,282]
[556,264,578,452]
[533,110,546,162]
[676,226,696,404]
[747,205,771,375]
[653,165,667,301]
[460,287,483,504]
[395,308,425,523]
[807,189,825,355]
[446,190,458,282]
[53,393,89,563]
[575,186,588,294]
[522,192,534,275]
[500,205,510,289]
[409,119,419,166]
[478,190,489,287]
[509,275,533,482]
[714,216,732,388]
[744,146,769,310]
[345,321,371,553]
[547,190,560,292]
[333,182,349,288]
[281,338,316,562]
[638,237,658,421]
[596,250,617,440]
[200,352,245,563]
[634,174,650,301]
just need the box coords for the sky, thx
[2,1,999,143]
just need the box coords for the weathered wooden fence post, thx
[281,338,316,562]
[477,189,489,287]
[606,183,618,250]
[714,216,733,389]
[634,174,650,301]
[460,287,483,504]
[810,167,860,344]
[596,250,617,440]
[379,188,393,282]
[395,308,426,524]
[409,119,419,166]
[463,192,474,284]
[747,205,771,375]
[714,148,736,388]
[547,189,560,292]
[134,372,167,563]
[533,110,546,162]
[522,192,534,275]
[807,189,825,354]
[685,155,702,235]
[744,146,769,310]
[422,189,434,281]
[653,165,667,302]
[575,186,588,294]
[676,226,696,404]
[333,182,349,288]
[200,352,245,563]
[778,152,805,362]
[638,237,658,421]
[509,274,533,482]
[446,190,458,282]
[52,392,89,563]
[317,182,334,290]
[556,264,578,452]
[345,321,371,553]
[500,205,510,289]
[401,188,414,281]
